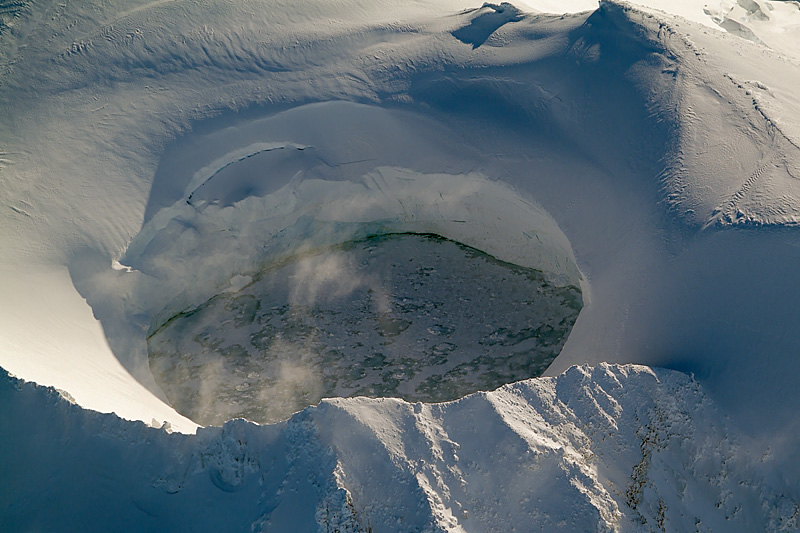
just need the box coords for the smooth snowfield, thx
[2,0,800,529]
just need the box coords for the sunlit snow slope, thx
[2,0,800,530]
[2,364,796,531]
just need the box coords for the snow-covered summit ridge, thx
[520,0,800,58]
[1,363,796,531]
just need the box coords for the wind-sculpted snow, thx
[452,3,524,48]
[1,364,797,531]
[599,2,800,228]
[3,0,800,528]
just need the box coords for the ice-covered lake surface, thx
[149,233,581,425]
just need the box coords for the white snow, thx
[1,364,796,531]
[2,0,800,529]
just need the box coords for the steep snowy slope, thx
[2,364,797,532]
[2,0,800,529]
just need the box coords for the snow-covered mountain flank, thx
[1,0,799,530]
[2,364,797,531]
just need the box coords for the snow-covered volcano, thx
[1,0,800,530]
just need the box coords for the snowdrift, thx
[2,0,800,529]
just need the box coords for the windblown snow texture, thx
[2,0,800,529]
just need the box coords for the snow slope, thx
[2,364,797,531]
[2,0,800,528]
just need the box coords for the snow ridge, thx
[2,364,795,531]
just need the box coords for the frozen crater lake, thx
[148,233,582,425]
